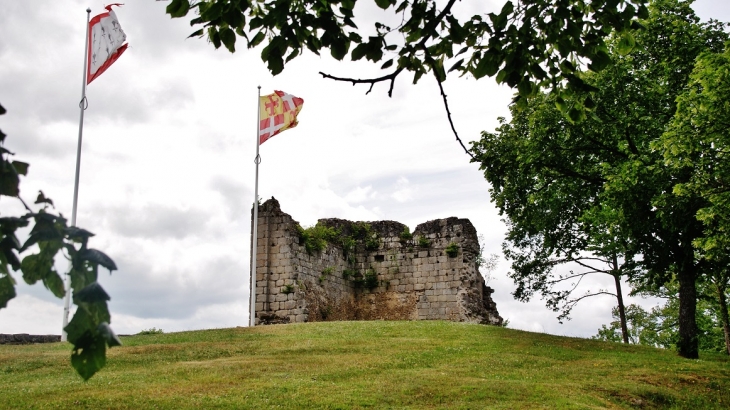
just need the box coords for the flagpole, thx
[250,86,261,327]
[62,7,91,342]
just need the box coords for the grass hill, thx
[1,321,729,409]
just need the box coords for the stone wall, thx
[0,334,61,344]
[251,198,502,326]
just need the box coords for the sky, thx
[0,0,728,338]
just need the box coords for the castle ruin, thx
[251,198,502,325]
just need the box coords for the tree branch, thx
[318,68,404,97]
[422,48,474,158]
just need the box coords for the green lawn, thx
[1,321,728,409]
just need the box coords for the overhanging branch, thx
[318,68,404,97]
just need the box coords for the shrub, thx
[342,269,355,279]
[138,327,164,335]
[418,236,431,248]
[296,224,339,254]
[364,269,378,290]
[282,284,295,294]
[399,226,413,241]
[445,242,459,257]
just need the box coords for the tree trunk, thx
[677,255,699,359]
[717,281,730,355]
[612,255,629,344]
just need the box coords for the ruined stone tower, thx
[251,198,502,325]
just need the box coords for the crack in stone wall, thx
[251,198,502,326]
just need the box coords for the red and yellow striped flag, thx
[258,90,304,144]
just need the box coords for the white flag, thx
[87,4,128,84]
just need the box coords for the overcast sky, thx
[1,0,727,338]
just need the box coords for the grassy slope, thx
[1,321,729,409]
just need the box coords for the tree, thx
[166,0,650,152]
[471,0,727,358]
[594,281,730,353]
[0,103,120,380]
[470,86,637,343]
[659,46,730,354]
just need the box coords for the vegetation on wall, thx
[445,242,459,258]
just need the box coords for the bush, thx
[297,224,339,254]
[418,236,431,248]
[138,328,164,335]
[399,226,413,241]
[445,242,459,257]
[364,269,378,290]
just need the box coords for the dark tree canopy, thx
[167,0,649,123]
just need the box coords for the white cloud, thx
[344,185,377,203]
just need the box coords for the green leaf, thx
[374,0,392,10]
[285,48,300,63]
[70,332,106,381]
[0,234,21,268]
[166,0,190,18]
[34,190,53,207]
[263,45,284,75]
[617,31,636,56]
[208,27,221,49]
[65,306,94,343]
[567,107,585,123]
[0,103,5,115]
[380,59,393,69]
[474,52,500,79]
[0,274,16,309]
[74,282,110,304]
[517,77,533,97]
[351,43,367,61]
[97,322,122,348]
[20,253,50,285]
[554,96,568,113]
[249,32,265,48]
[11,161,28,176]
[65,226,94,242]
[448,58,464,73]
[0,165,20,197]
[20,231,61,253]
[330,39,350,61]
[588,50,611,72]
[219,27,236,53]
[42,271,65,298]
[187,28,204,39]
[79,249,117,272]
[500,1,514,17]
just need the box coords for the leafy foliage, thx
[595,281,730,353]
[363,268,378,290]
[296,224,339,254]
[659,45,730,262]
[0,103,119,380]
[445,242,459,258]
[167,0,649,119]
[417,236,430,248]
[137,327,165,335]
[399,226,412,242]
[470,0,728,357]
